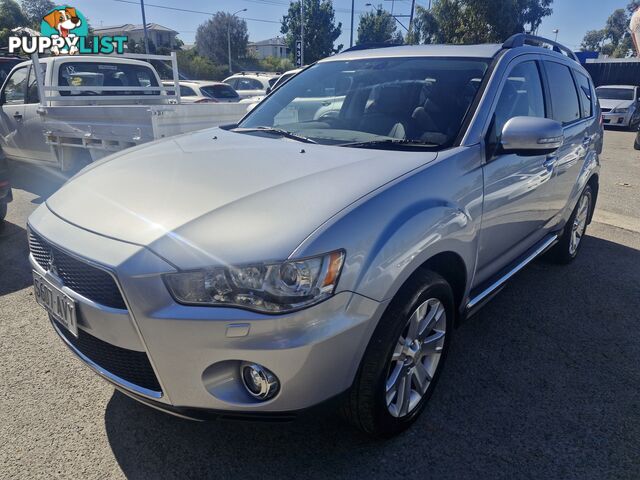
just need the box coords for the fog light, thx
[241,363,279,400]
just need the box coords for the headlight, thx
[164,250,345,313]
[613,107,629,113]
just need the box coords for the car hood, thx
[46,128,437,269]
[599,98,634,110]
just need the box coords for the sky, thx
[69,0,632,51]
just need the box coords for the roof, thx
[323,44,503,62]
[94,23,178,34]
[249,37,287,47]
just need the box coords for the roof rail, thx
[342,42,400,53]
[503,33,579,62]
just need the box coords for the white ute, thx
[0,53,255,170]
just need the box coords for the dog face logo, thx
[40,6,89,55]
[43,7,82,38]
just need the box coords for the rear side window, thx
[236,78,263,90]
[200,85,239,99]
[493,61,546,135]
[574,71,593,118]
[180,85,197,96]
[58,62,160,96]
[544,61,580,124]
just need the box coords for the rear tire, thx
[341,270,454,437]
[548,185,593,264]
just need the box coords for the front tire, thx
[341,270,454,437]
[548,185,593,264]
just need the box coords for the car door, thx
[21,64,52,163]
[0,66,28,159]
[541,61,590,221]
[475,58,557,285]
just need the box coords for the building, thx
[248,37,290,60]
[93,23,179,49]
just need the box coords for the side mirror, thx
[265,86,272,95]
[500,116,563,156]
[0,92,5,105]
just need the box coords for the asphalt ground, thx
[0,129,639,479]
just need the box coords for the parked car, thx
[596,85,640,128]
[268,68,302,93]
[0,155,12,223]
[223,72,279,99]
[0,55,251,170]
[162,80,241,103]
[28,35,602,437]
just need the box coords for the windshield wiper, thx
[232,127,317,144]
[338,139,439,149]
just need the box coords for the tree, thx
[0,0,28,45]
[259,55,295,72]
[281,0,342,64]
[21,0,54,26]
[196,12,249,66]
[356,10,403,45]
[0,0,27,30]
[407,6,439,44]
[410,0,553,45]
[581,29,606,51]
[605,8,628,45]
[176,49,228,80]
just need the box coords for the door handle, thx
[36,106,47,115]
[12,112,22,121]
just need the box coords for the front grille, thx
[56,320,162,393]
[29,231,127,310]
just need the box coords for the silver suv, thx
[29,35,602,437]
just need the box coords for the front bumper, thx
[28,204,386,414]
[601,111,633,126]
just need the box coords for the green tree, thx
[605,8,628,45]
[21,0,54,26]
[0,0,28,45]
[259,55,295,72]
[281,0,342,64]
[196,12,249,66]
[356,10,403,45]
[407,6,438,44]
[176,49,228,80]
[580,29,606,51]
[411,0,553,45]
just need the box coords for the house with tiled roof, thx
[93,23,179,49]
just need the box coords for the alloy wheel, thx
[385,298,447,418]
[569,194,590,255]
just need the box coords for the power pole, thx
[140,0,150,54]
[350,0,354,47]
[300,0,305,65]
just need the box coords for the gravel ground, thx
[0,130,639,479]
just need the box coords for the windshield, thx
[237,57,489,149]
[596,87,635,101]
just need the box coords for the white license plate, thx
[33,271,78,337]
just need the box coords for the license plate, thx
[33,271,78,337]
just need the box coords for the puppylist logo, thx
[8,5,127,55]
